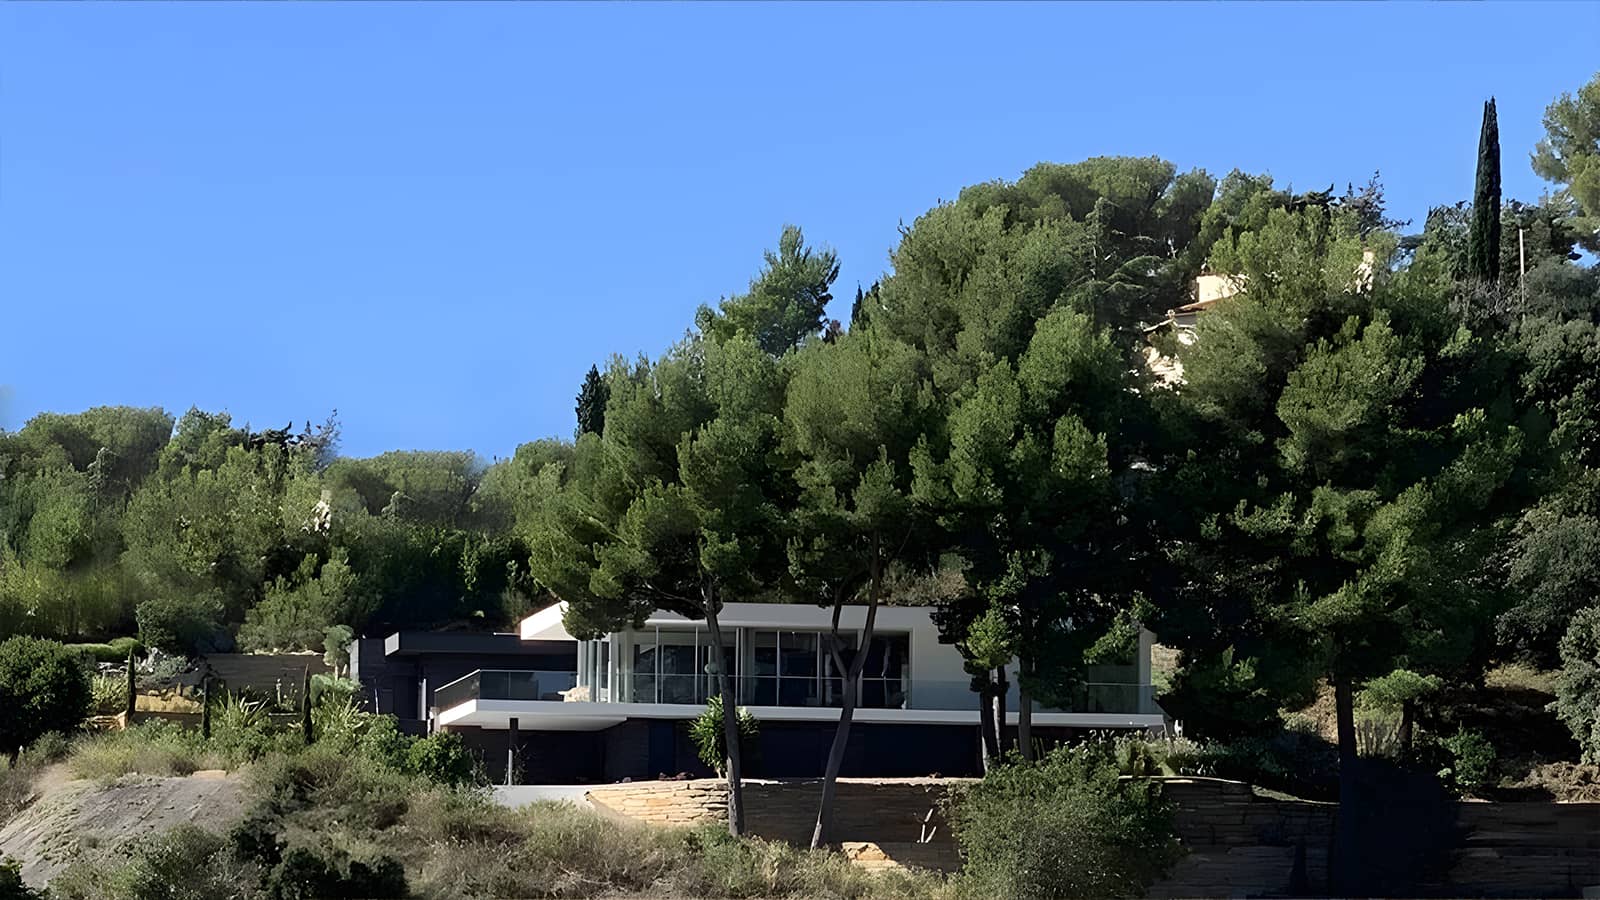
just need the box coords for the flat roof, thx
[519,602,937,642]
[383,631,576,658]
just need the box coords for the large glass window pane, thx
[779,631,818,677]
[863,634,908,679]
[861,634,909,709]
[657,630,699,704]
[822,633,857,707]
[631,632,659,703]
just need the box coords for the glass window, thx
[657,629,700,704]
[863,634,908,680]
[779,631,818,677]
[860,634,909,709]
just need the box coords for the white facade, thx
[435,602,1165,733]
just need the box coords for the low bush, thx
[89,674,126,716]
[20,731,72,767]
[68,721,228,779]
[688,696,760,776]
[1109,734,1206,776]
[62,638,145,666]
[263,846,407,900]
[404,731,479,787]
[1434,728,1498,794]
[1190,729,1341,799]
[0,760,39,828]
[948,745,1181,899]
[404,798,940,899]
[0,636,93,761]
[49,824,254,900]
[0,855,46,900]
[135,595,223,655]
[1554,605,1600,762]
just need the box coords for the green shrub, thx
[20,732,72,767]
[250,745,417,830]
[948,745,1181,899]
[405,731,479,787]
[1436,728,1498,794]
[688,696,759,776]
[0,855,45,900]
[62,638,146,666]
[1185,729,1341,799]
[405,798,935,900]
[68,721,228,779]
[355,715,413,771]
[0,636,92,760]
[1554,605,1600,762]
[265,846,407,900]
[135,594,222,655]
[108,637,146,660]
[62,644,121,665]
[89,674,126,716]
[49,824,250,900]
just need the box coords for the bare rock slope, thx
[0,768,246,886]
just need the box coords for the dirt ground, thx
[0,766,246,886]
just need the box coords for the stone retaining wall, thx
[588,776,1600,896]
[586,778,958,851]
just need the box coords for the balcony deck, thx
[433,668,1166,732]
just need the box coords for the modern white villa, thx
[353,601,1165,783]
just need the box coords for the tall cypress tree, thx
[574,365,609,437]
[1468,97,1502,282]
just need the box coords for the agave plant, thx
[213,692,268,735]
[311,693,369,745]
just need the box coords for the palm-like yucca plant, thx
[213,692,268,735]
[688,696,759,776]
[311,693,368,744]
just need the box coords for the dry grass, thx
[1483,663,1557,695]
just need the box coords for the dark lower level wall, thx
[449,720,1105,784]
[587,777,1600,898]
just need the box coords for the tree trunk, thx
[993,667,1009,756]
[125,648,137,720]
[812,548,884,850]
[1333,676,1361,896]
[1018,658,1035,762]
[977,674,999,773]
[704,605,745,837]
[1399,698,1415,759]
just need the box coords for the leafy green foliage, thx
[1554,605,1600,762]
[1359,668,1443,713]
[697,225,840,356]
[0,636,91,758]
[0,855,45,900]
[238,550,362,652]
[688,697,759,776]
[135,594,224,655]
[1532,71,1600,251]
[49,825,245,900]
[404,731,479,787]
[1435,728,1498,793]
[949,745,1180,899]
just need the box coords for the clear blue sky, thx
[3,3,1596,461]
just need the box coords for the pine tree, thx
[1469,97,1502,281]
[574,365,608,437]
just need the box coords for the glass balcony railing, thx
[432,669,578,713]
[618,675,1158,715]
[435,669,1157,716]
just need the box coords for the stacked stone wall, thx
[587,776,1600,896]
